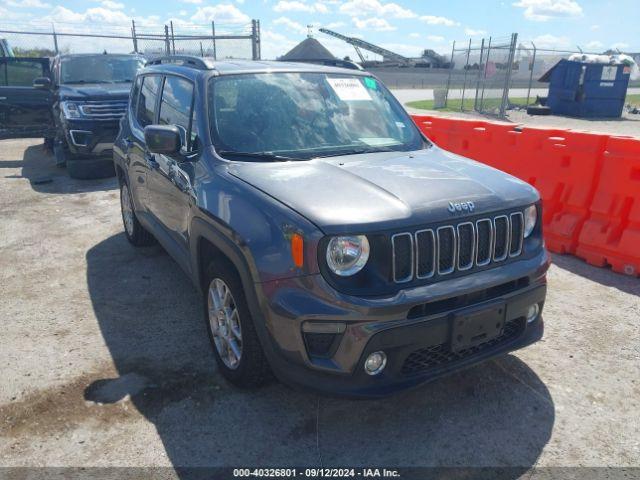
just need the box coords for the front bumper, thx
[62,118,121,157]
[254,248,550,397]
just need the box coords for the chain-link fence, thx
[0,19,261,60]
[442,34,519,117]
[437,34,638,118]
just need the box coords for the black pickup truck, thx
[0,53,144,178]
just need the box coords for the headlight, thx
[326,235,370,276]
[524,205,537,238]
[61,101,82,119]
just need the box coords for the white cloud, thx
[324,21,346,29]
[191,4,250,24]
[179,10,187,16]
[45,5,131,25]
[532,33,571,49]
[261,29,298,59]
[101,0,124,10]
[4,0,50,8]
[409,32,420,38]
[611,42,629,51]
[380,42,422,57]
[464,28,487,36]
[273,1,330,14]
[420,15,459,27]
[512,0,583,21]
[273,16,307,35]
[590,24,600,30]
[180,0,202,4]
[427,35,445,43]
[585,40,603,51]
[352,17,396,31]
[339,0,416,19]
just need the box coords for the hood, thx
[228,147,540,234]
[58,83,132,101]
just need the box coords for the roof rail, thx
[145,56,214,70]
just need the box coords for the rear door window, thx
[135,75,162,128]
[158,75,194,150]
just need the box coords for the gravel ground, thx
[0,140,639,475]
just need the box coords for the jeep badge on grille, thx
[448,201,475,214]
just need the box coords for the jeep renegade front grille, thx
[79,100,128,120]
[391,212,525,284]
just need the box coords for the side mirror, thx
[33,77,51,89]
[144,125,181,155]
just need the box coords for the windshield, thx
[60,55,145,84]
[208,72,426,159]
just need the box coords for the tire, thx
[119,180,155,246]
[203,261,271,388]
[67,158,115,180]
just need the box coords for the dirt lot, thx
[0,139,639,475]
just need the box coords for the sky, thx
[0,0,638,60]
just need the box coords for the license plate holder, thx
[451,302,506,352]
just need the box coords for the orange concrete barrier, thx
[410,114,640,276]
[576,136,640,276]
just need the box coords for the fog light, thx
[364,351,387,376]
[526,303,540,323]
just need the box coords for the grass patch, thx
[625,94,639,106]
[407,94,640,111]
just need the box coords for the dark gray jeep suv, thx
[113,56,549,397]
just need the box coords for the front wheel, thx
[120,181,155,246]
[204,262,271,388]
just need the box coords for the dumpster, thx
[541,59,631,118]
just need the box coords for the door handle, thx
[0,97,6,101]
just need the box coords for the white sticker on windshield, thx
[326,78,371,101]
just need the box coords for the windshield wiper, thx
[314,146,397,158]
[217,150,302,162]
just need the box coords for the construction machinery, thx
[319,28,409,65]
[319,28,448,68]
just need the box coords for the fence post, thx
[460,38,472,111]
[170,21,176,55]
[444,40,455,108]
[499,32,518,118]
[479,36,492,112]
[131,19,138,53]
[526,42,537,106]
[164,24,170,55]
[251,19,260,60]
[474,38,485,111]
[200,42,204,57]
[52,24,59,54]
[211,21,217,60]
[256,20,261,60]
